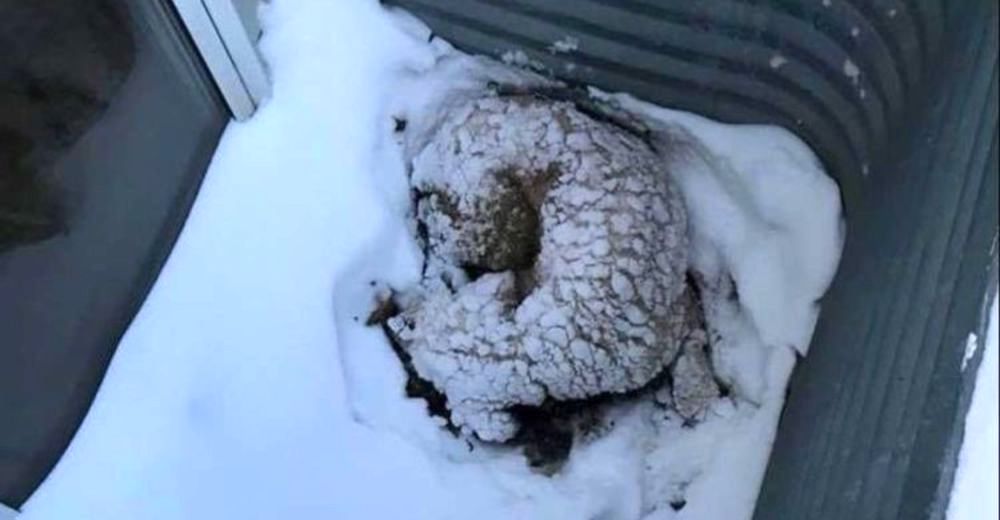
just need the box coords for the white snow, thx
[18,2,843,520]
[549,36,580,54]
[948,288,999,520]
[962,332,979,372]
[843,59,860,83]
[609,93,845,355]
[500,49,533,68]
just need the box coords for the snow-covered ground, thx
[18,2,843,519]
[948,288,999,520]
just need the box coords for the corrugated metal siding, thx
[760,3,998,516]
[385,0,953,211]
[381,1,999,519]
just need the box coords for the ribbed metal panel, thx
[385,0,956,211]
[759,2,998,516]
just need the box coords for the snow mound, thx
[610,94,845,355]
[366,41,842,513]
[389,93,698,441]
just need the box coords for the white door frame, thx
[171,0,269,120]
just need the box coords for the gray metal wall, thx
[385,0,957,213]
[759,3,998,517]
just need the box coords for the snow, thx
[843,59,860,83]
[948,288,999,520]
[609,94,845,355]
[549,36,579,54]
[18,2,843,519]
[962,332,979,372]
[500,49,535,69]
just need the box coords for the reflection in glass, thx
[0,0,134,251]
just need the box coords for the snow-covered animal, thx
[387,92,720,441]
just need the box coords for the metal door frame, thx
[171,0,268,120]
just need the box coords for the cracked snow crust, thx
[389,94,707,441]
